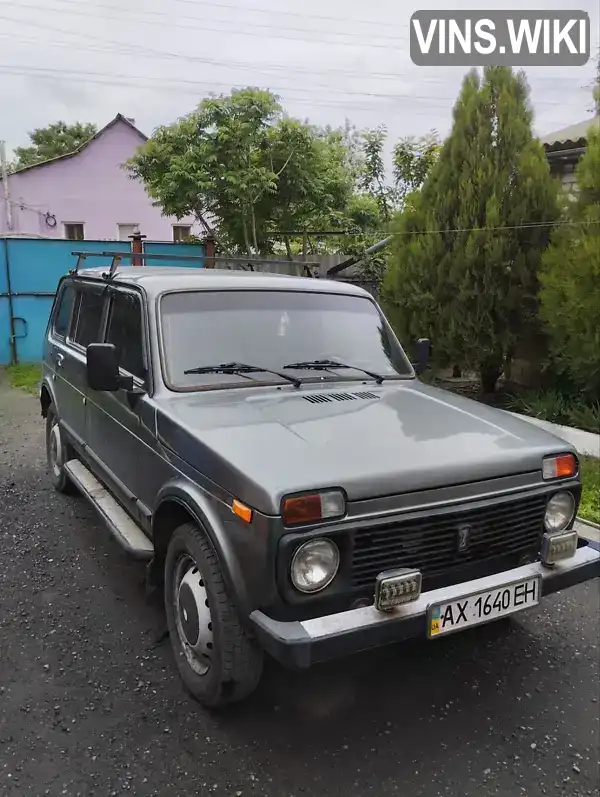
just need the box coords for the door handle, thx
[55,352,65,368]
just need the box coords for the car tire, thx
[164,521,264,708]
[46,403,76,494]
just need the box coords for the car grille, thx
[351,493,548,590]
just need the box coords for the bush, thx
[507,390,600,434]
[507,390,571,426]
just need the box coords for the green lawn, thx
[5,363,41,396]
[580,457,600,526]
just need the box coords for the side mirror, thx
[412,338,431,376]
[86,343,131,391]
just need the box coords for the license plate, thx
[427,575,541,639]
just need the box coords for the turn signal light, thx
[282,490,346,525]
[542,453,578,480]
[232,499,253,523]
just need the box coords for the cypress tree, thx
[383,67,558,393]
[539,125,600,398]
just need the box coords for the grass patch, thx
[6,363,41,396]
[579,457,600,526]
[506,390,600,434]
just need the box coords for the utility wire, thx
[388,220,600,237]
[172,0,408,28]
[1,1,412,47]
[27,0,412,42]
[0,60,589,111]
[0,66,450,115]
[0,30,589,92]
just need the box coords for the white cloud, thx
[0,0,597,155]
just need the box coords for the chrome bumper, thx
[250,540,600,668]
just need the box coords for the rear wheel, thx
[45,404,76,494]
[164,522,263,707]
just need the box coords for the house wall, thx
[0,121,199,241]
[550,160,579,198]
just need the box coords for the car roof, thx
[70,266,371,299]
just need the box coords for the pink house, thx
[0,114,199,242]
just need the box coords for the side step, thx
[64,459,154,560]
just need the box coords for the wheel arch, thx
[151,480,251,615]
[40,380,53,418]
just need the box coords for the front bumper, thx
[250,539,600,669]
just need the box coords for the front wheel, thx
[45,404,76,494]
[164,522,264,707]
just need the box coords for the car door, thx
[85,286,156,523]
[49,281,106,447]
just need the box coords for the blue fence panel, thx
[1,238,124,365]
[0,240,10,366]
[143,241,205,268]
[1,238,205,365]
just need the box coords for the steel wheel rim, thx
[173,554,213,676]
[49,422,63,479]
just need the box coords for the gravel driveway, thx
[0,374,599,797]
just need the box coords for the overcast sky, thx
[0,0,598,158]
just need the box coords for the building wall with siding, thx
[0,119,199,241]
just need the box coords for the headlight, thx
[290,538,340,593]
[542,453,577,480]
[282,489,346,525]
[544,491,575,532]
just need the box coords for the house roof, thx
[5,114,147,177]
[541,116,600,152]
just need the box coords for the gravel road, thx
[0,374,599,797]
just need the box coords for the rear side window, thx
[53,284,75,338]
[73,290,105,348]
[106,291,145,379]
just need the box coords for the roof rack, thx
[70,250,321,279]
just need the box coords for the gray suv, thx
[41,262,600,706]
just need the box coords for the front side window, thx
[72,290,105,348]
[106,291,145,379]
[53,283,75,338]
[159,290,413,390]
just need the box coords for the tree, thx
[358,126,440,220]
[539,127,600,398]
[128,88,355,256]
[360,126,396,222]
[346,127,440,285]
[392,131,441,208]
[13,121,97,169]
[382,66,559,393]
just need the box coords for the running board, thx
[64,459,154,560]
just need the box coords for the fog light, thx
[374,569,422,612]
[541,530,578,566]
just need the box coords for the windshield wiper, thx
[183,361,302,388]
[283,359,386,385]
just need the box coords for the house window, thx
[64,223,84,241]
[117,223,138,241]
[173,225,192,242]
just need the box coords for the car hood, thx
[156,381,572,513]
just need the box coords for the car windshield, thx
[159,289,414,390]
